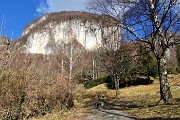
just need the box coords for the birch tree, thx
[87,0,180,102]
[55,39,85,107]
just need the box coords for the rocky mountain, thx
[18,11,120,54]
[16,11,178,67]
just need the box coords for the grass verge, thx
[82,74,180,119]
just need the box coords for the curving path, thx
[85,109,136,120]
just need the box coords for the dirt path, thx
[85,108,135,120]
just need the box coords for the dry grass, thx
[82,74,180,119]
[31,74,180,119]
[29,108,87,120]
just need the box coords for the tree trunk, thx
[157,48,172,103]
[69,41,73,94]
[114,75,120,98]
[92,58,95,80]
[61,42,64,81]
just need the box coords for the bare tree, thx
[0,16,27,119]
[87,0,180,102]
[100,40,133,97]
[54,38,86,108]
[95,25,133,98]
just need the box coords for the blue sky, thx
[0,0,86,40]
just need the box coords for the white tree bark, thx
[158,48,172,102]
[61,42,64,81]
[69,40,73,94]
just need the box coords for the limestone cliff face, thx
[20,11,120,54]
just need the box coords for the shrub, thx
[166,67,175,74]
[0,54,71,119]
[176,66,180,73]
[0,70,27,120]
[109,77,154,89]
[84,76,109,89]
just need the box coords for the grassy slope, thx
[83,74,180,119]
[30,74,180,120]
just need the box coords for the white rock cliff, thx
[20,11,120,54]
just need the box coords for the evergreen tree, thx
[137,43,158,80]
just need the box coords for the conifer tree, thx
[137,43,158,80]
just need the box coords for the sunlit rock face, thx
[20,11,120,54]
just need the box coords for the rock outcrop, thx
[19,11,120,54]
